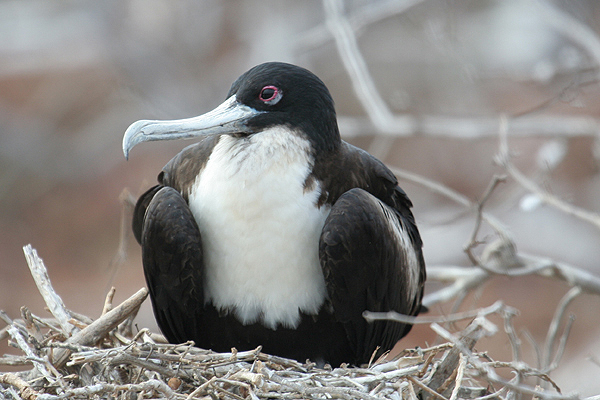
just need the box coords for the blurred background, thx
[1,0,600,395]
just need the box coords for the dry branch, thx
[323,0,398,134]
[364,300,514,325]
[22,245,76,336]
[498,117,600,231]
[390,161,600,304]
[51,287,148,368]
[0,373,37,400]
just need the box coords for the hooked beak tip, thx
[121,95,259,159]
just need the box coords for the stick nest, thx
[0,246,572,400]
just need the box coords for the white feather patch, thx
[188,127,330,329]
[381,203,421,306]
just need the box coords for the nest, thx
[0,246,570,400]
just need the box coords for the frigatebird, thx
[123,62,425,366]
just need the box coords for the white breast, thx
[187,127,330,329]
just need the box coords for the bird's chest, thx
[187,131,330,329]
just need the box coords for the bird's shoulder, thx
[317,142,407,206]
[319,141,421,247]
[158,134,221,199]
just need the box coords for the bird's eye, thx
[259,86,282,105]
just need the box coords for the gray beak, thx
[123,95,262,159]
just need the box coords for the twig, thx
[0,355,32,367]
[484,360,563,393]
[447,353,465,400]
[67,310,93,326]
[185,378,215,400]
[352,365,421,385]
[7,325,56,383]
[337,114,600,139]
[22,245,77,336]
[502,306,522,363]
[543,286,581,371]
[391,162,600,313]
[536,1,600,82]
[464,175,507,266]
[389,166,509,236]
[364,300,513,325]
[297,0,425,51]
[518,253,600,295]
[323,0,402,134]
[421,266,490,308]
[431,321,573,400]
[0,373,38,400]
[497,116,600,231]
[52,287,148,368]
[504,153,600,230]
[406,376,449,400]
[547,314,575,374]
[422,321,484,400]
[102,287,117,316]
[424,251,600,310]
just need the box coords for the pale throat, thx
[187,127,330,330]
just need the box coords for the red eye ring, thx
[259,85,282,105]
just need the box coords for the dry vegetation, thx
[0,245,583,400]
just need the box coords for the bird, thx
[122,62,426,366]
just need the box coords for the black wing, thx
[319,144,425,364]
[138,186,204,344]
[132,135,220,344]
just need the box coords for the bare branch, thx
[430,321,575,400]
[502,306,522,363]
[297,0,426,51]
[0,373,38,400]
[544,286,582,371]
[22,244,77,336]
[518,253,600,294]
[464,175,508,265]
[547,314,576,374]
[537,1,600,81]
[389,166,509,235]
[422,266,490,308]
[7,326,55,383]
[364,300,514,325]
[425,254,600,310]
[338,114,600,139]
[323,0,400,133]
[101,287,116,316]
[51,287,148,368]
[498,116,600,231]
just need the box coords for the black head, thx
[227,62,341,152]
[123,62,341,159]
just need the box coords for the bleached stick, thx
[0,373,38,400]
[23,244,76,336]
[51,287,148,368]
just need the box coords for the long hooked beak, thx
[122,95,263,159]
